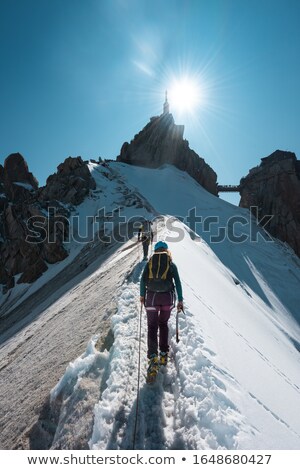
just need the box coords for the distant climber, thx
[138,220,153,261]
[140,241,183,383]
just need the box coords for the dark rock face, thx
[2,152,38,202]
[40,156,96,205]
[117,113,218,195]
[240,150,300,256]
[0,154,96,293]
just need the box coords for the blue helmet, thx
[154,241,168,251]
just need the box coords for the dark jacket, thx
[140,260,183,301]
[138,225,153,243]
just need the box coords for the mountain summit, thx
[117,111,217,195]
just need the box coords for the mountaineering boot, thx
[159,351,168,366]
[146,354,159,384]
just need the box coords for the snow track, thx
[47,213,300,450]
[89,262,244,450]
[168,311,243,450]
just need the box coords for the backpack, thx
[146,252,174,293]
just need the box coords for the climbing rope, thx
[138,238,142,261]
[132,302,143,450]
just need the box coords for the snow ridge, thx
[90,263,146,450]
[89,260,246,450]
[43,212,300,450]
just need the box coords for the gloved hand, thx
[140,296,145,304]
[177,301,184,311]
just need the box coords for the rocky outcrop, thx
[117,113,218,195]
[2,153,38,202]
[0,154,96,293]
[0,153,38,208]
[39,156,96,205]
[240,150,300,256]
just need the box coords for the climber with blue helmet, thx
[140,241,183,383]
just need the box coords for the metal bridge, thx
[217,185,240,193]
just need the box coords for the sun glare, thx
[169,77,201,114]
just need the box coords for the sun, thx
[168,77,201,114]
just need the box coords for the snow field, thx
[57,259,244,450]
[168,309,243,450]
[4,162,300,450]
[52,214,300,450]
[88,231,246,450]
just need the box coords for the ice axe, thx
[176,306,185,343]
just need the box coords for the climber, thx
[140,241,183,383]
[138,219,153,261]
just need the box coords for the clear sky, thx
[1,0,300,205]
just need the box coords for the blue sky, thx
[1,0,300,204]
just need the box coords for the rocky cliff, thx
[39,156,96,205]
[117,112,218,195]
[0,154,95,293]
[239,150,300,256]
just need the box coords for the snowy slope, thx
[48,162,300,450]
[0,162,154,320]
[0,162,157,449]
[110,162,300,326]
